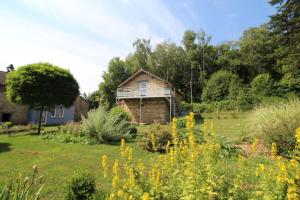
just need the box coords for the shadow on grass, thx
[0,142,12,153]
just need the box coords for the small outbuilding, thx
[116,69,181,124]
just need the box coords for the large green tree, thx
[5,63,79,134]
[99,57,131,108]
[269,0,300,74]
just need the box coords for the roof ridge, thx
[118,68,170,87]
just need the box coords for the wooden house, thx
[116,69,181,124]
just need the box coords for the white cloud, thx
[0,0,186,93]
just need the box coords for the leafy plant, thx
[64,172,96,200]
[0,165,43,200]
[81,107,133,143]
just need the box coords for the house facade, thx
[116,69,181,124]
[0,67,89,125]
[27,96,89,125]
[0,70,29,124]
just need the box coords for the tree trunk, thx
[37,105,45,135]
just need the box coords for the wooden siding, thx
[118,98,169,124]
[117,73,173,98]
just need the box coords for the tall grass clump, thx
[81,107,133,143]
[250,99,300,154]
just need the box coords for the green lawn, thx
[0,134,153,199]
[0,111,251,199]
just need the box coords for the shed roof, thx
[119,69,171,87]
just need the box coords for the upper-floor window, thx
[58,106,64,117]
[138,80,148,96]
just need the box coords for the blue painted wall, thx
[28,105,75,125]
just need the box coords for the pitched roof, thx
[119,69,171,87]
[0,71,6,86]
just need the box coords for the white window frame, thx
[58,106,64,118]
[49,108,56,117]
[138,80,148,96]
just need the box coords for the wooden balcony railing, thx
[116,87,173,99]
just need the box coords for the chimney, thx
[6,64,14,72]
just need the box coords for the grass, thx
[0,111,251,199]
[0,134,153,199]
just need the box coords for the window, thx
[138,80,148,96]
[58,106,64,117]
[49,108,56,117]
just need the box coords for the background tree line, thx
[88,0,299,110]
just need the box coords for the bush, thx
[138,125,172,152]
[251,73,274,97]
[176,117,187,128]
[81,107,133,143]
[250,99,300,154]
[202,70,241,102]
[60,122,84,137]
[109,106,131,122]
[65,172,96,200]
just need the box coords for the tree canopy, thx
[6,62,79,133]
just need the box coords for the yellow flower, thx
[120,138,126,157]
[271,142,277,157]
[172,117,178,146]
[113,160,119,177]
[117,190,124,197]
[142,192,151,200]
[102,155,108,178]
[290,159,298,168]
[109,193,115,200]
[252,138,259,154]
[151,133,157,151]
[295,127,300,144]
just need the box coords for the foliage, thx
[201,70,241,102]
[176,117,187,128]
[269,0,300,74]
[5,62,79,134]
[102,113,300,199]
[99,57,131,109]
[81,107,133,143]
[0,165,43,200]
[251,73,275,97]
[109,106,131,122]
[42,133,88,144]
[250,99,300,154]
[64,172,96,200]
[0,122,12,129]
[138,124,172,152]
[84,91,100,109]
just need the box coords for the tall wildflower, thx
[120,138,126,157]
[271,142,277,158]
[102,155,108,178]
[252,138,259,154]
[151,133,157,152]
[172,118,178,146]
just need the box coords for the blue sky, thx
[0,0,275,93]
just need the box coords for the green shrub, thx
[65,172,96,200]
[176,117,187,128]
[60,122,84,137]
[0,122,12,129]
[81,107,133,143]
[202,70,241,102]
[250,99,300,154]
[138,125,172,152]
[109,106,131,122]
[251,73,274,97]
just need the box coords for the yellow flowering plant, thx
[101,114,300,200]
